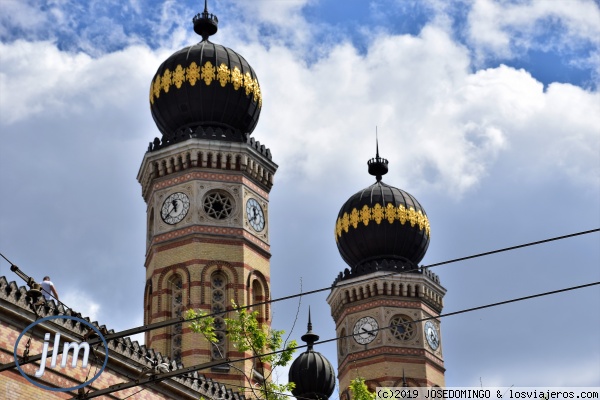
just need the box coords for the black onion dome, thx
[334,150,430,276]
[149,2,262,146]
[289,311,335,400]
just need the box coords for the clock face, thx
[353,316,378,344]
[425,321,440,350]
[161,192,190,225]
[246,198,265,232]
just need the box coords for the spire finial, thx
[301,307,319,351]
[368,128,389,182]
[193,0,219,41]
[376,126,380,158]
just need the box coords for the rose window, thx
[390,315,416,341]
[203,191,234,220]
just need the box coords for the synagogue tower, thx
[137,1,276,388]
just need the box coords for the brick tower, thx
[327,148,446,394]
[137,2,276,389]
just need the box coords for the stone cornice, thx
[327,271,446,320]
[137,138,278,202]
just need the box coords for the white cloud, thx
[0,0,49,40]
[232,25,598,196]
[62,290,101,322]
[0,40,160,126]
[467,0,600,63]
[1,12,597,202]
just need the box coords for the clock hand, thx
[361,327,376,337]
[429,331,438,345]
[170,200,179,215]
[250,207,259,222]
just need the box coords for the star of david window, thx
[203,191,234,220]
[390,315,416,341]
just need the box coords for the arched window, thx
[148,208,154,244]
[168,275,183,364]
[252,279,265,322]
[211,271,228,360]
[144,279,152,325]
[339,327,347,357]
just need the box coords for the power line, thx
[71,280,599,399]
[0,227,598,373]
[424,228,600,268]
[111,227,600,337]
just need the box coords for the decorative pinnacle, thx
[367,129,389,181]
[193,0,219,41]
[301,307,320,351]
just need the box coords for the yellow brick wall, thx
[0,318,202,399]
[145,236,271,391]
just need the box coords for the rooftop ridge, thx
[0,275,244,400]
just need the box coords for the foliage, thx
[186,301,297,400]
[185,309,217,344]
[349,378,376,400]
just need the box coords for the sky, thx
[0,0,599,391]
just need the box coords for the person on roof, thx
[40,276,59,301]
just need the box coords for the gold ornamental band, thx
[335,203,430,241]
[150,61,262,107]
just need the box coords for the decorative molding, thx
[335,203,430,241]
[150,61,262,108]
[150,225,270,252]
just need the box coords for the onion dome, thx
[149,1,262,149]
[334,145,430,279]
[288,310,335,400]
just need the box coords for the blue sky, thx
[1,0,599,391]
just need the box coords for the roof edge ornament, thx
[193,0,219,41]
[367,129,388,181]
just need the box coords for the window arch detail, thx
[168,274,183,363]
[247,270,270,322]
[211,270,228,360]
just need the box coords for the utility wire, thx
[112,227,600,340]
[1,228,598,372]
[71,280,599,399]
[107,227,600,337]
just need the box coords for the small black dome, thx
[149,4,261,146]
[289,312,335,400]
[334,153,430,275]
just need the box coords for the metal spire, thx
[376,126,380,158]
[368,127,389,182]
[301,307,319,351]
